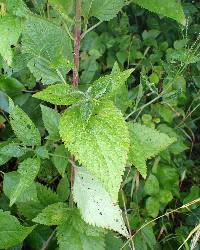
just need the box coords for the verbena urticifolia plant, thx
[0,0,186,249]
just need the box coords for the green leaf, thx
[56,209,105,250]
[52,144,69,177]
[128,123,176,178]
[159,190,173,204]
[0,143,28,158]
[73,167,128,237]
[40,105,60,140]
[82,0,126,21]
[10,158,41,206]
[57,173,70,201]
[60,101,129,201]
[35,146,49,159]
[0,76,24,97]
[0,15,22,65]
[33,84,84,105]
[33,202,69,225]
[132,0,186,25]
[144,174,160,196]
[22,15,73,84]
[49,0,73,15]
[3,172,38,204]
[146,197,160,218]
[0,210,34,249]
[9,102,41,146]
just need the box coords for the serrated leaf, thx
[9,102,41,146]
[49,0,73,15]
[52,144,69,177]
[128,123,176,178]
[0,210,34,249]
[57,209,105,250]
[40,105,60,140]
[57,173,70,201]
[10,158,40,206]
[73,167,129,237]
[3,172,38,204]
[0,15,22,65]
[33,202,69,225]
[132,0,186,25]
[0,143,28,157]
[22,15,73,84]
[33,84,84,105]
[82,0,126,21]
[60,101,129,201]
[35,146,49,159]
[36,183,61,205]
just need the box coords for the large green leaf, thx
[128,123,175,178]
[10,158,41,206]
[132,0,186,25]
[33,84,84,105]
[33,202,69,225]
[0,210,34,249]
[60,101,129,201]
[9,101,41,146]
[22,15,73,84]
[0,15,22,65]
[56,209,105,250]
[73,167,128,237]
[82,0,126,21]
[0,143,28,158]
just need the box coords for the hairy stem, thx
[70,0,81,206]
[73,0,81,87]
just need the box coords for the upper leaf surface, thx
[22,15,73,84]
[82,0,126,21]
[132,0,186,25]
[73,167,129,237]
[33,84,84,105]
[0,15,22,65]
[60,101,130,201]
[9,102,41,146]
[0,210,34,249]
[57,209,105,250]
[128,123,176,178]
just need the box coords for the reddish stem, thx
[72,0,81,87]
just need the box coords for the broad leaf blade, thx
[128,123,176,178]
[132,0,186,25]
[33,84,84,105]
[56,209,105,250]
[60,101,130,201]
[73,167,129,237]
[0,210,34,249]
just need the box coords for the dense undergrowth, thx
[0,0,200,249]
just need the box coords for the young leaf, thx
[10,158,41,206]
[132,0,186,25]
[22,15,73,84]
[33,202,69,225]
[33,84,84,105]
[40,105,60,140]
[73,167,129,237]
[49,0,73,15]
[52,144,69,177]
[57,209,105,250]
[60,101,130,201]
[128,123,176,178]
[0,143,28,158]
[9,103,41,146]
[0,16,22,65]
[0,210,34,249]
[82,0,126,21]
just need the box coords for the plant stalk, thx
[70,0,81,206]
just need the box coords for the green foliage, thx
[33,84,84,105]
[82,0,125,21]
[9,101,41,146]
[0,15,22,65]
[73,167,128,237]
[132,0,186,25]
[56,209,105,250]
[128,123,176,178]
[0,210,34,249]
[60,101,129,201]
[52,144,69,177]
